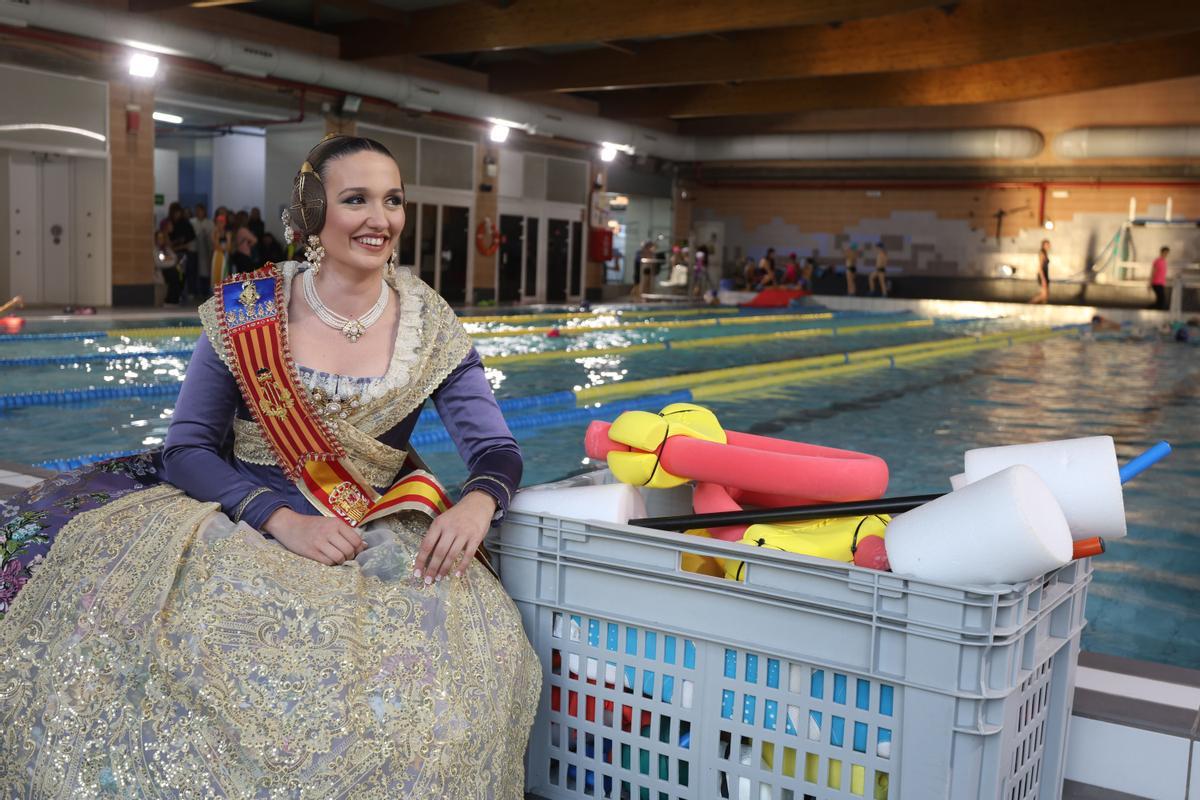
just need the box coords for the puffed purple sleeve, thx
[162,333,292,529]
[431,347,523,521]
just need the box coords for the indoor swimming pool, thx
[1,305,1196,670]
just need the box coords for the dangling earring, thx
[305,234,326,275]
[386,247,399,280]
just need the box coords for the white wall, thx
[212,130,266,216]
[264,123,324,242]
[153,147,179,225]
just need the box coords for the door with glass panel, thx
[398,198,471,304]
[498,214,523,303]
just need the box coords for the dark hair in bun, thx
[287,135,403,239]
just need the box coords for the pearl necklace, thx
[301,269,389,343]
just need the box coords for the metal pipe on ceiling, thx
[20,0,1198,164]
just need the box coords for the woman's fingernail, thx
[434,575,442,583]
[454,571,462,578]
[423,575,433,585]
[413,569,422,579]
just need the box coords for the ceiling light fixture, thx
[128,52,159,78]
[600,144,617,162]
[152,111,183,124]
[489,123,510,143]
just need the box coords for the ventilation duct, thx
[1055,127,1200,159]
[3,0,1043,163]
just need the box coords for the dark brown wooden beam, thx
[336,0,945,59]
[598,30,1200,119]
[129,0,205,10]
[315,0,407,24]
[488,0,1200,94]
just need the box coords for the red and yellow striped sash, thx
[217,267,451,527]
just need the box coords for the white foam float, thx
[962,435,1126,539]
[886,465,1073,585]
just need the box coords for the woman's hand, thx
[263,507,366,566]
[415,491,497,583]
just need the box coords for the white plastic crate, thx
[497,481,1090,800]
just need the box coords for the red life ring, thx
[475,221,500,257]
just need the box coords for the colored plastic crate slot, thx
[875,770,890,800]
[624,665,636,694]
[811,669,825,700]
[809,710,823,742]
[745,653,759,684]
[642,670,655,700]
[661,673,675,704]
[879,685,894,717]
[856,678,871,710]
[833,673,848,705]
[664,635,677,665]
[721,689,735,720]
[551,611,563,639]
[785,704,800,736]
[606,622,619,652]
[551,648,562,676]
[550,721,560,748]
[789,663,804,693]
[852,763,867,797]
[568,652,580,679]
[805,752,819,783]
[877,728,892,759]
[741,694,756,726]
[829,758,843,790]
[782,746,798,778]
[766,658,780,689]
[679,720,691,750]
[569,614,582,641]
[683,640,696,669]
[586,656,598,684]
[830,715,845,748]
[645,630,657,660]
[588,618,600,647]
[604,660,617,689]
[625,626,638,656]
[681,679,694,709]
[764,699,779,731]
[854,721,869,753]
[724,648,737,679]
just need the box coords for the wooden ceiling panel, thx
[598,31,1200,119]
[487,0,1200,94]
[336,0,946,59]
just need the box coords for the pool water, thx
[1,309,1196,668]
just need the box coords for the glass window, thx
[419,138,473,190]
[547,157,588,205]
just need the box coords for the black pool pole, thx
[627,493,942,532]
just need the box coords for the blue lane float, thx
[33,391,692,470]
[0,348,196,368]
[409,390,693,447]
[35,448,149,472]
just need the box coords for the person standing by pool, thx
[843,244,859,295]
[1150,246,1170,310]
[1030,239,1051,304]
[868,242,888,296]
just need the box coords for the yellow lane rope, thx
[466,311,835,339]
[575,327,1066,403]
[482,319,933,366]
[460,306,741,325]
[106,326,204,339]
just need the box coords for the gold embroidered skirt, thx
[0,485,540,798]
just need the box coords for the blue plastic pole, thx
[1119,440,1172,484]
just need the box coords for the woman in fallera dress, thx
[0,135,541,798]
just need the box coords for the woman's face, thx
[319,151,406,275]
